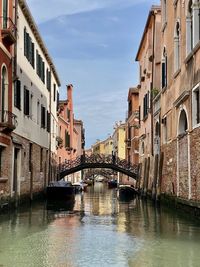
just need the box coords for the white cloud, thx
[26,0,156,23]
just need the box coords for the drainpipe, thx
[14,0,18,81]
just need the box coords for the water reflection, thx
[0,183,200,267]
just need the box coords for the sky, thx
[26,0,160,148]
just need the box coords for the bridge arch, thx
[58,154,139,180]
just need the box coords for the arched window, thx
[174,21,180,72]
[162,47,167,89]
[186,0,193,54]
[1,66,8,122]
[179,110,188,135]
[186,0,200,54]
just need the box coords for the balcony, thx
[0,110,17,133]
[56,136,63,148]
[1,17,17,46]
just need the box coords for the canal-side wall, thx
[0,133,49,211]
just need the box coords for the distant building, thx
[125,88,139,166]
[92,140,105,155]
[112,122,126,159]
[104,136,113,155]
[57,85,85,182]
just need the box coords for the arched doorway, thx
[177,109,189,198]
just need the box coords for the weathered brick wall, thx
[161,140,177,196]
[0,141,13,200]
[178,135,188,199]
[12,133,49,198]
[190,127,200,201]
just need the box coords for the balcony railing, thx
[127,110,139,120]
[0,110,17,132]
[0,17,17,45]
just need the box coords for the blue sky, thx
[26,0,160,148]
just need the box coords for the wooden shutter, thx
[24,87,29,116]
[3,0,8,29]
[31,42,35,68]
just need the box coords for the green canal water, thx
[0,183,200,267]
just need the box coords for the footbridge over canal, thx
[58,154,139,180]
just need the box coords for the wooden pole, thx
[152,154,159,201]
[157,152,164,201]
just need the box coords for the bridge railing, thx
[58,154,138,176]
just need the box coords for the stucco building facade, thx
[136,6,161,196]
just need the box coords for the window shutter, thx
[57,91,59,111]
[162,62,165,88]
[31,42,35,68]
[165,56,167,87]
[139,106,141,125]
[24,28,27,56]
[24,87,29,116]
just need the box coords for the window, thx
[192,84,200,126]
[53,84,56,101]
[143,93,149,119]
[24,87,30,116]
[162,117,167,144]
[1,66,7,122]
[57,91,59,111]
[37,101,40,124]
[41,105,46,128]
[179,110,188,135]
[47,111,50,133]
[14,80,21,110]
[186,0,200,54]
[24,28,35,68]
[36,50,45,82]
[174,21,180,72]
[65,131,70,148]
[162,47,167,89]
[162,0,167,26]
[67,108,70,121]
[2,0,8,29]
[46,68,51,90]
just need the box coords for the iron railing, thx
[0,110,17,129]
[0,16,17,39]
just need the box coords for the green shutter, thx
[3,0,8,29]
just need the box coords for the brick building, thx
[159,0,200,204]
[0,0,17,207]
[135,6,161,196]
[125,87,139,166]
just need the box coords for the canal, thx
[0,183,200,267]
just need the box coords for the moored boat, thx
[108,179,118,189]
[72,181,88,192]
[46,180,75,201]
[117,185,138,200]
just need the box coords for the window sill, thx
[161,86,167,94]
[143,115,148,122]
[0,178,8,183]
[185,41,200,64]
[173,68,181,79]
[177,132,187,140]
